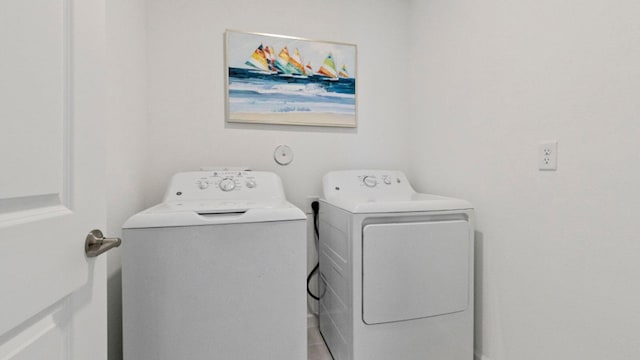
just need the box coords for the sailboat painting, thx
[225,30,357,127]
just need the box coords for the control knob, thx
[219,178,236,192]
[246,179,256,188]
[362,176,378,188]
[198,181,209,190]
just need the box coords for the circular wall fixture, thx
[274,145,294,165]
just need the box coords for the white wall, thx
[106,0,147,359]
[408,0,640,359]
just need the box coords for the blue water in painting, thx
[228,68,356,115]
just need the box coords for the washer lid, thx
[322,170,472,213]
[123,200,305,229]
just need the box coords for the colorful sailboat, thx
[244,44,271,73]
[288,49,307,77]
[264,45,278,72]
[275,47,302,75]
[338,64,350,78]
[274,47,291,73]
[317,53,339,80]
[305,62,314,76]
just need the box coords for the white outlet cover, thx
[274,145,293,165]
[539,141,558,171]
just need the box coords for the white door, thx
[0,0,108,359]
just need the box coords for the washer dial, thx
[362,176,378,188]
[219,178,236,192]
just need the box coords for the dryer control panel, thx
[323,170,416,202]
[163,171,286,202]
[359,173,402,188]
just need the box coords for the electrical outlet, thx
[539,141,558,170]
[305,196,320,214]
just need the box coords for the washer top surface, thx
[322,170,472,213]
[124,171,305,229]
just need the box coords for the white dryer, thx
[122,170,307,360]
[318,170,474,360]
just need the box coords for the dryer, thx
[318,170,474,360]
[122,170,307,360]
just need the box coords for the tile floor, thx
[308,326,333,360]
[308,316,333,360]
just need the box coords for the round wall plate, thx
[274,145,293,165]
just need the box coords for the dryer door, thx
[362,220,470,325]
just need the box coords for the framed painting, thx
[225,30,357,127]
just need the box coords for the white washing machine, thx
[318,170,474,360]
[122,170,307,360]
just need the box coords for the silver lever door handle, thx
[85,229,121,257]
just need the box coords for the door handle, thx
[85,229,121,257]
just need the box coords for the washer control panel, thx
[164,171,286,202]
[193,171,257,192]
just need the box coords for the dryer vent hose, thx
[307,201,320,301]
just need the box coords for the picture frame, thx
[225,30,357,127]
